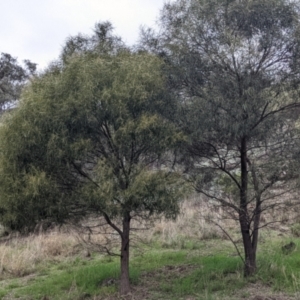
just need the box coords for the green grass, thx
[2,238,300,299]
[256,239,300,292]
[14,260,120,300]
[157,255,244,298]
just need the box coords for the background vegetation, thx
[1,0,300,298]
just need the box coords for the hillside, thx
[0,198,300,300]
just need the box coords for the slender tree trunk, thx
[120,212,131,295]
[241,225,257,276]
[249,159,262,258]
[239,137,256,276]
[252,203,261,258]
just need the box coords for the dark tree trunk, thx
[252,202,261,257]
[250,162,262,258]
[239,137,257,276]
[120,212,131,295]
[241,225,257,276]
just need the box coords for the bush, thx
[291,224,300,237]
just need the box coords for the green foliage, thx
[0,46,185,232]
[0,22,187,295]
[0,52,36,113]
[153,0,300,144]
[217,173,241,202]
[143,0,300,274]
[61,21,126,63]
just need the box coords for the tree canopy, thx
[0,53,36,113]
[0,38,185,293]
[141,0,300,275]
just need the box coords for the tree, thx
[61,21,126,63]
[0,46,185,294]
[141,0,300,275]
[0,52,36,113]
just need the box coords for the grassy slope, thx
[0,199,300,300]
[1,236,300,300]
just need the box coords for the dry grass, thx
[0,192,299,281]
[0,196,226,280]
[0,230,78,278]
[164,198,226,240]
[140,196,227,249]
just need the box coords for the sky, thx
[1,0,170,71]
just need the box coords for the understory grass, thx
[2,248,244,300]
[1,198,300,299]
[1,237,300,299]
[256,238,300,293]
[14,260,119,299]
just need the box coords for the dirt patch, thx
[141,263,198,279]
[97,264,198,300]
[228,282,298,300]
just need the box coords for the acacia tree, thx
[0,52,36,113]
[0,38,184,294]
[141,0,300,275]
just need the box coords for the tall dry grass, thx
[0,230,78,278]
[0,192,299,279]
[142,197,226,246]
[0,196,224,279]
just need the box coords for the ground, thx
[0,199,300,299]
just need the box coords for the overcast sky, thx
[1,0,170,71]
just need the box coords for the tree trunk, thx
[120,212,131,295]
[248,159,262,258]
[240,137,257,276]
[241,222,257,276]
[252,204,261,257]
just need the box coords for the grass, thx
[4,247,244,300]
[157,255,244,297]
[0,198,300,299]
[1,238,300,300]
[0,231,78,279]
[256,239,300,293]
[14,260,119,299]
